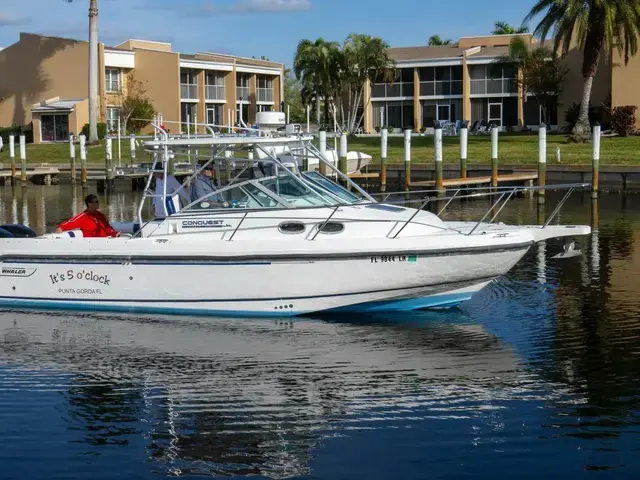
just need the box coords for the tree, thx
[283,68,306,124]
[67,0,99,144]
[334,34,395,133]
[524,0,640,141]
[492,21,529,35]
[499,37,568,126]
[293,38,341,125]
[114,73,155,134]
[428,35,453,46]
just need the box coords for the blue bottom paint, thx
[329,292,473,313]
[0,292,474,318]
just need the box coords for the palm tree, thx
[492,21,529,35]
[67,0,99,143]
[524,0,640,141]
[293,38,340,125]
[428,35,453,46]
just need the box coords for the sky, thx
[0,0,538,66]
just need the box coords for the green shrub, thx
[610,106,637,137]
[81,122,108,140]
[387,125,394,133]
[0,124,31,144]
[564,102,612,132]
[374,126,381,133]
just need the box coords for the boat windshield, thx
[183,170,352,211]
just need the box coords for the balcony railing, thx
[236,86,251,100]
[257,87,273,102]
[205,84,225,101]
[419,81,462,96]
[470,78,518,95]
[371,83,414,98]
[181,83,198,100]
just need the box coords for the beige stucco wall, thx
[249,74,257,123]
[131,48,180,129]
[224,67,236,126]
[558,47,612,129]
[0,33,88,128]
[273,74,282,110]
[611,49,640,128]
[118,40,171,53]
[458,34,534,49]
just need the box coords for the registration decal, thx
[370,255,418,263]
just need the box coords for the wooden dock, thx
[409,172,538,188]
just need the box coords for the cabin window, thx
[317,222,344,234]
[279,222,306,234]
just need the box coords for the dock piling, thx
[79,134,87,186]
[459,125,468,179]
[318,129,327,176]
[592,123,601,199]
[434,124,444,192]
[490,124,498,189]
[105,137,115,192]
[69,135,76,184]
[339,132,348,185]
[404,129,411,191]
[9,135,16,186]
[19,135,27,187]
[538,123,546,204]
[380,128,388,192]
[130,134,136,163]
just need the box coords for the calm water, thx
[0,185,640,479]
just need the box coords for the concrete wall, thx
[118,40,171,53]
[0,33,88,127]
[458,34,534,49]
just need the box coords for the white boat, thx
[0,129,591,317]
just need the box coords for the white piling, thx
[592,123,601,198]
[490,125,499,188]
[404,129,412,190]
[459,126,468,178]
[434,125,443,191]
[130,134,136,161]
[318,130,327,175]
[69,135,76,184]
[538,124,547,202]
[19,135,27,184]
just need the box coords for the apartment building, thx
[363,33,640,132]
[0,33,283,143]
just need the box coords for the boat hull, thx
[0,245,527,316]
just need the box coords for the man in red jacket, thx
[56,194,120,238]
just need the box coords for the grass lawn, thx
[1,132,639,166]
[345,133,640,166]
[0,139,136,166]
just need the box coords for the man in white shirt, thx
[153,171,190,218]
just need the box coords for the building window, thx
[205,72,226,101]
[257,104,272,112]
[256,75,274,102]
[181,102,198,131]
[40,114,69,142]
[469,64,517,96]
[419,66,462,97]
[106,68,121,93]
[206,104,223,126]
[106,107,120,133]
[236,73,251,101]
[372,100,413,130]
[372,68,413,99]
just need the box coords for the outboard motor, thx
[0,224,37,238]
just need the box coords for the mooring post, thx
[224,149,232,184]
[339,132,348,185]
[130,134,136,164]
[380,128,388,192]
[318,129,327,176]
[592,123,600,199]
[434,124,444,192]
[538,123,547,204]
[106,136,115,192]
[490,123,499,189]
[403,129,411,190]
[69,135,76,184]
[19,135,27,187]
[79,134,87,186]
[9,135,16,186]
[459,124,468,179]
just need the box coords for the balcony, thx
[205,84,225,101]
[371,83,413,98]
[257,87,273,102]
[419,81,462,97]
[470,78,518,95]
[181,83,198,100]
[236,86,250,101]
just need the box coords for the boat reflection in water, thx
[0,310,520,478]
